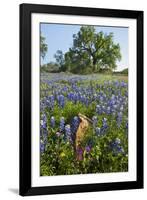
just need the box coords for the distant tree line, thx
[40,26,122,74]
[113,68,128,75]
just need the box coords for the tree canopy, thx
[54,26,122,74]
[40,35,48,59]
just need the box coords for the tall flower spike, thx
[92,116,98,128]
[60,117,65,132]
[95,127,101,136]
[50,116,55,128]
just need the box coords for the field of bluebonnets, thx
[40,73,128,176]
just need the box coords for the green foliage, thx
[113,68,128,76]
[41,132,76,175]
[40,34,48,59]
[54,26,121,74]
[121,68,128,75]
[41,26,122,74]
[41,62,59,73]
[54,50,64,70]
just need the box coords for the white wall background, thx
[0,0,146,199]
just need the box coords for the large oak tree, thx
[55,26,121,73]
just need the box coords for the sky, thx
[40,23,128,71]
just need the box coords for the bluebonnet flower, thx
[67,92,73,101]
[45,95,55,110]
[102,118,108,129]
[106,106,111,114]
[50,116,55,128]
[114,80,119,88]
[113,104,118,110]
[40,99,46,111]
[120,105,124,112]
[40,113,48,141]
[110,138,124,155]
[116,146,124,154]
[85,145,91,153]
[92,116,98,128]
[96,105,102,114]
[125,91,128,97]
[117,112,122,128]
[95,127,101,136]
[100,118,108,135]
[60,117,65,132]
[65,124,72,142]
[40,114,47,129]
[85,98,89,106]
[80,95,86,104]
[73,93,78,104]
[57,94,65,108]
[71,116,80,135]
[40,140,45,153]
[93,93,98,101]
[120,81,127,87]
[100,95,104,102]
[126,121,128,129]
[115,138,121,144]
[63,86,68,92]
[65,124,71,135]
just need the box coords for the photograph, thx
[40,23,129,176]
[19,4,143,195]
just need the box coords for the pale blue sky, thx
[40,23,128,71]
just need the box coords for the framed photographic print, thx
[19,3,143,196]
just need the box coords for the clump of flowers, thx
[117,112,122,128]
[57,94,65,108]
[60,117,65,132]
[65,124,72,142]
[110,138,124,155]
[40,75,128,175]
[92,116,98,128]
[95,127,101,136]
[71,116,80,134]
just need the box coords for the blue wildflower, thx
[85,145,91,153]
[41,113,47,128]
[40,140,45,153]
[60,117,65,132]
[111,138,124,155]
[106,106,111,114]
[95,127,101,136]
[57,94,65,108]
[96,105,102,114]
[71,116,80,135]
[50,116,55,128]
[117,112,122,128]
[100,118,108,135]
[65,124,72,142]
[126,121,128,129]
[46,95,55,110]
[102,118,108,129]
[92,116,98,128]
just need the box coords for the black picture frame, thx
[19,3,144,196]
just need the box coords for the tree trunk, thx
[92,58,97,71]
